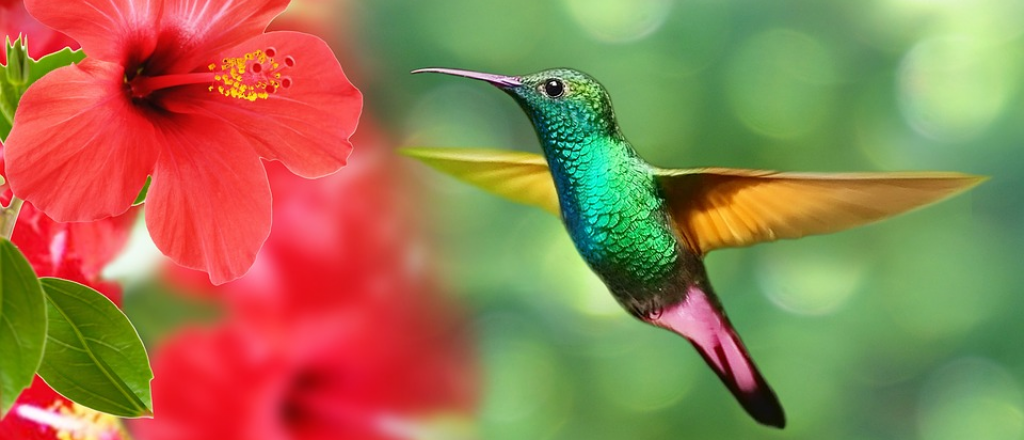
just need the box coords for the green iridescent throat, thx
[511,74,680,289]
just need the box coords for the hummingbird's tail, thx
[645,285,785,428]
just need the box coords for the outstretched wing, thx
[401,147,560,215]
[655,168,985,255]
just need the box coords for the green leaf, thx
[26,46,85,85]
[0,37,85,141]
[132,176,151,206]
[0,238,47,418]
[0,67,18,138]
[38,278,153,418]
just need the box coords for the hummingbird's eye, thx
[542,78,565,98]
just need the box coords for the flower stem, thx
[0,197,25,239]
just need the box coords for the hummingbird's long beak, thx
[412,67,522,89]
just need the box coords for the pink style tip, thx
[647,286,786,428]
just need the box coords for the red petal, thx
[128,325,289,440]
[24,0,158,66]
[165,31,361,178]
[145,114,271,285]
[4,60,158,222]
[147,0,289,74]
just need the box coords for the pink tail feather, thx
[646,286,786,428]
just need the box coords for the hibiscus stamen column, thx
[128,47,295,101]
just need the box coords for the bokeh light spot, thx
[563,0,673,43]
[879,220,1004,340]
[421,1,544,64]
[727,28,837,139]
[756,243,867,316]
[480,325,566,428]
[102,216,164,286]
[898,36,1017,142]
[918,357,1024,440]
[594,335,696,412]
[894,0,1024,43]
[541,236,624,318]
[405,84,516,148]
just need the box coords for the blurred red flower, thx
[4,0,362,284]
[0,377,129,440]
[132,123,477,440]
[132,293,473,440]
[0,0,78,64]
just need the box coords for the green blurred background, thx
[355,0,1021,438]
[136,0,1024,438]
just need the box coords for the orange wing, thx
[655,168,985,255]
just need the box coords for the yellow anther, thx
[46,400,127,440]
[209,48,294,102]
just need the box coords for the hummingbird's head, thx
[412,67,622,145]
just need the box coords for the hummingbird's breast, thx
[545,140,680,289]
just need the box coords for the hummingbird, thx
[403,67,984,428]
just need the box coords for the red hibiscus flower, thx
[4,0,363,284]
